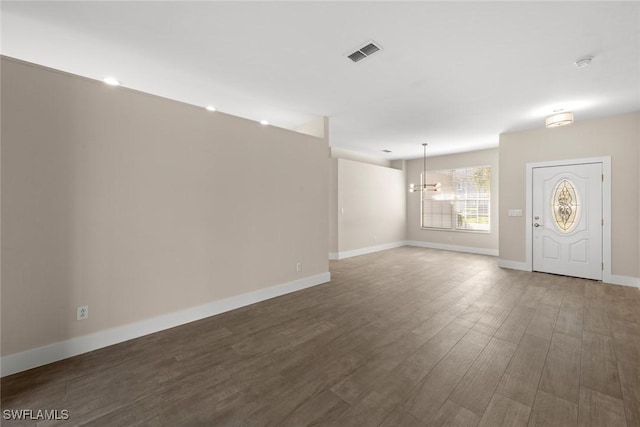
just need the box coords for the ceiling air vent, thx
[347,41,382,63]
[348,51,367,63]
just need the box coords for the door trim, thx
[525,156,611,281]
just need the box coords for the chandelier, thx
[409,143,441,193]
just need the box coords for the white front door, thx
[532,163,602,280]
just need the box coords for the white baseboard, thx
[496,261,639,288]
[331,241,499,260]
[605,274,640,288]
[330,241,408,260]
[406,240,499,257]
[1,272,331,377]
[498,259,531,271]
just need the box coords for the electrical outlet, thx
[77,305,89,320]
[296,262,302,272]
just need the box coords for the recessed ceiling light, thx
[260,120,269,125]
[206,105,216,112]
[574,56,594,68]
[382,149,392,153]
[103,76,121,86]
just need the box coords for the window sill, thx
[420,227,491,234]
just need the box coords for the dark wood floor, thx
[2,247,640,426]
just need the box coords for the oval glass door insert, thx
[551,179,579,233]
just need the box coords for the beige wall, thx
[499,112,640,278]
[333,159,406,254]
[330,147,392,168]
[296,116,328,139]
[329,158,339,253]
[406,148,499,252]
[1,58,329,356]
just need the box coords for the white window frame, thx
[420,165,491,233]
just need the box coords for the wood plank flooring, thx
[2,247,639,426]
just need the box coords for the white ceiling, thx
[2,1,639,160]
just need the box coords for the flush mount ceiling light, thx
[574,55,594,68]
[206,105,216,111]
[260,120,269,125]
[381,149,392,153]
[103,76,121,86]
[409,143,441,193]
[545,112,574,128]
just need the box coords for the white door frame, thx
[525,156,611,282]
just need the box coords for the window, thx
[421,166,491,232]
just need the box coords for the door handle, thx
[534,223,541,227]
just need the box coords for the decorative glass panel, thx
[552,179,579,233]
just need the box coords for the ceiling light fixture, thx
[574,56,594,68]
[409,143,441,193]
[206,105,216,111]
[103,76,121,86]
[545,112,574,128]
[260,120,269,125]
